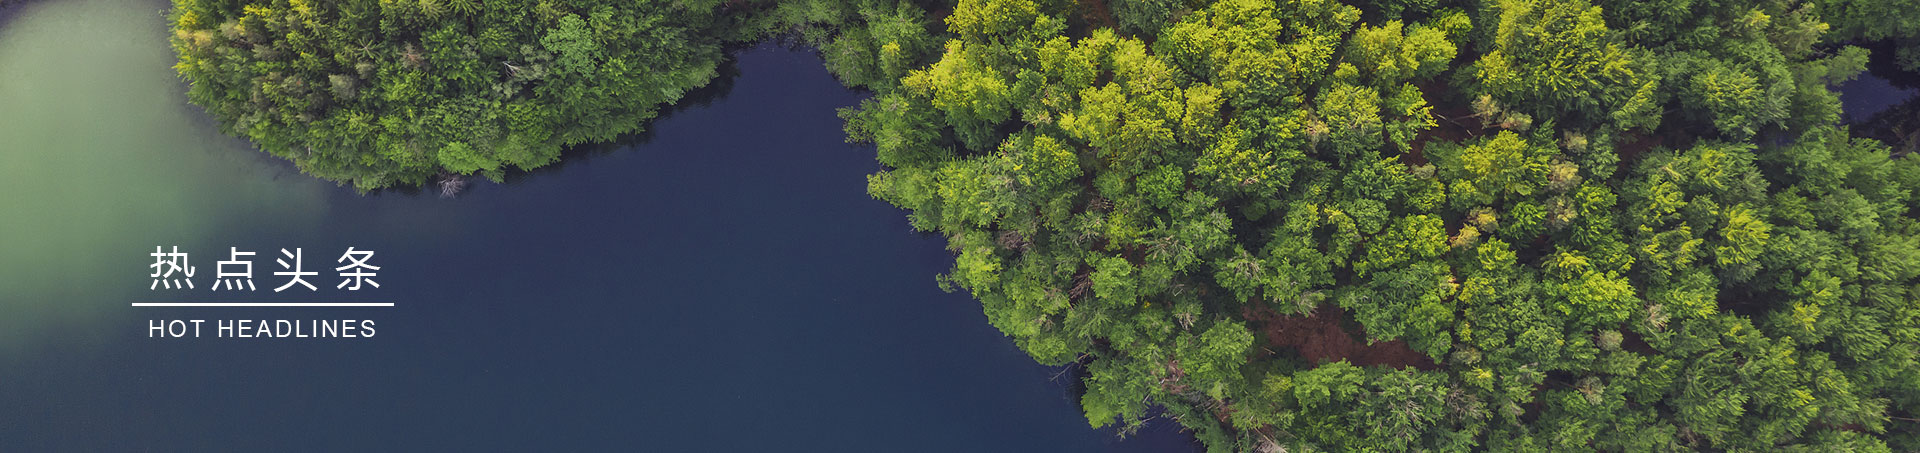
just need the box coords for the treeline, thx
[166,0,942,190]
[166,0,1920,450]
[171,0,722,189]
[840,0,1920,450]
[1817,0,1920,71]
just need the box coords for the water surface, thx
[0,0,1197,450]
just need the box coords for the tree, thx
[182,0,1920,449]
[1469,0,1640,126]
[170,0,736,190]
[848,0,1920,448]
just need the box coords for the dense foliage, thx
[845,0,1920,450]
[169,0,783,189]
[1815,0,1920,71]
[166,0,1920,450]
[166,0,952,190]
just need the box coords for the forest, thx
[163,0,1920,450]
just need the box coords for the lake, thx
[8,0,1915,450]
[0,0,1198,450]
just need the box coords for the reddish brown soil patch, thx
[1407,80,1482,165]
[1616,131,1665,168]
[1078,0,1118,31]
[1242,304,1439,370]
[1615,124,1698,173]
[1618,330,1657,355]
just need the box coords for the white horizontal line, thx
[131,303,394,307]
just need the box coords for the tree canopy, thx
[843,0,1920,450]
[170,0,760,189]
[168,0,1920,450]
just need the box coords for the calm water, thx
[1838,74,1919,122]
[0,0,1198,450]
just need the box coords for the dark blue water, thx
[0,45,1199,451]
[1838,74,1919,121]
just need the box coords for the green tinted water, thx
[0,0,328,352]
[0,3,1207,451]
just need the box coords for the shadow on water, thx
[489,49,745,189]
[315,45,754,197]
[1858,39,1920,90]
[0,0,43,29]
[1836,40,1920,155]
[1055,360,1208,452]
[1857,98,1920,156]
[493,40,873,190]
[219,39,812,199]
[9,2,1281,449]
